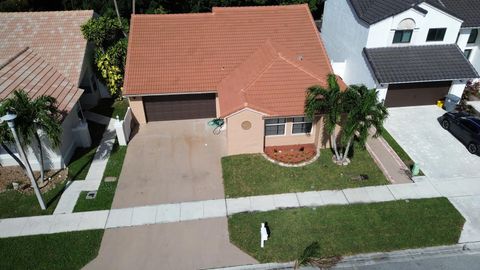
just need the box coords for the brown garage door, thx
[143,94,216,122]
[385,81,451,107]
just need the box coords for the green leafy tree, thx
[305,75,388,164]
[305,74,344,161]
[81,15,129,97]
[339,85,388,163]
[0,90,62,184]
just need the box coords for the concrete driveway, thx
[85,218,257,270]
[112,119,227,208]
[385,106,480,181]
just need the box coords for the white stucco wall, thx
[0,102,86,170]
[367,3,463,48]
[321,0,375,88]
[461,28,480,73]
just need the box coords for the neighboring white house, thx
[322,0,480,107]
[0,10,108,170]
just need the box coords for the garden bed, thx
[264,144,316,164]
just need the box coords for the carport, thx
[364,45,479,107]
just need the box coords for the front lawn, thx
[0,121,106,219]
[229,198,464,263]
[222,147,389,198]
[0,181,66,219]
[89,98,129,120]
[0,230,103,270]
[74,140,127,212]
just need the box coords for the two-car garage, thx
[143,93,217,122]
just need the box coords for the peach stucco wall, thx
[128,97,146,124]
[226,109,265,155]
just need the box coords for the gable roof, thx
[364,44,479,84]
[348,0,480,27]
[218,40,339,117]
[0,10,92,114]
[0,48,83,114]
[0,10,94,85]
[124,4,342,117]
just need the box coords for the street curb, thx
[208,242,480,270]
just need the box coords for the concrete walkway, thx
[53,113,116,214]
[365,133,412,184]
[2,177,480,242]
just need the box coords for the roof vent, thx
[297,55,304,61]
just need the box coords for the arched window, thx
[393,18,416,44]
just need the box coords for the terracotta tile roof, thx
[0,48,83,115]
[0,10,94,85]
[0,10,93,114]
[124,4,344,117]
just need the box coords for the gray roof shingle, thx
[348,0,423,25]
[348,0,480,27]
[363,45,479,84]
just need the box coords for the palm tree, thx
[1,90,62,184]
[0,119,26,170]
[305,74,345,161]
[339,85,388,163]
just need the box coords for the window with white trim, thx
[265,118,286,136]
[292,117,312,134]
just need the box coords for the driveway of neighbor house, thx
[112,119,227,208]
[85,218,257,270]
[384,106,480,181]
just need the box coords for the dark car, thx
[439,112,480,154]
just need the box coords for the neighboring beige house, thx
[123,4,345,155]
[0,10,108,169]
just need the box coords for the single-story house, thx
[0,10,108,170]
[123,4,346,155]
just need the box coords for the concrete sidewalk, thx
[2,177,480,242]
[53,113,116,214]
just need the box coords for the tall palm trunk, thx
[34,132,44,185]
[330,134,341,161]
[342,137,354,163]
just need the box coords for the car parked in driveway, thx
[440,112,480,154]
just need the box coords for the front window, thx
[468,29,478,44]
[464,49,473,60]
[393,30,412,44]
[426,28,446,42]
[292,117,312,134]
[265,118,286,136]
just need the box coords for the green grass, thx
[89,98,129,120]
[381,130,424,175]
[222,147,389,198]
[228,198,465,263]
[0,230,103,270]
[74,140,127,212]
[67,121,106,180]
[0,181,67,219]
[0,121,107,219]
